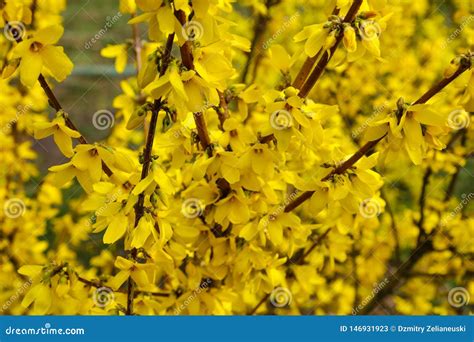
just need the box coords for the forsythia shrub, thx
[0,0,473,316]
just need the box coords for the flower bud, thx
[323,30,337,50]
[444,57,461,78]
[343,26,357,53]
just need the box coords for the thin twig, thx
[175,10,212,153]
[284,136,383,212]
[444,130,467,201]
[10,29,114,177]
[380,189,400,264]
[284,61,472,212]
[299,0,363,98]
[291,7,340,90]
[249,229,331,315]
[241,0,282,83]
[359,137,468,314]
[416,167,432,245]
[217,91,229,130]
[126,33,175,316]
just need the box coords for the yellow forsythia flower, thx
[11,25,73,87]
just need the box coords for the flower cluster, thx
[0,0,472,316]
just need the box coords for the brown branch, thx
[444,130,467,201]
[76,274,102,288]
[241,14,268,83]
[291,8,339,90]
[416,167,432,245]
[76,274,171,297]
[284,60,471,212]
[249,229,331,315]
[174,10,212,153]
[413,66,470,105]
[193,112,212,153]
[284,136,383,212]
[299,0,363,98]
[217,91,229,130]
[292,51,321,90]
[358,138,468,314]
[9,30,114,177]
[240,0,282,83]
[358,231,435,314]
[298,228,331,263]
[30,0,38,27]
[175,11,195,70]
[259,133,275,144]
[248,293,270,315]
[126,33,175,316]
[380,189,400,264]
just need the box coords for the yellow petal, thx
[35,25,64,45]
[221,163,240,184]
[18,265,43,278]
[54,129,74,157]
[270,45,290,71]
[169,68,188,100]
[34,122,56,139]
[304,29,326,57]
[132,172,155,196]
[20,52,42,87]
[33,284,52,315]
[41,46,73,82]
[362,37,380,57]
[268,222,283,246]
[108,270,130,290]
[115,256,134,270]
[157,7,174,34]
[131,269,149,288]
[103,214,128,244]
[131,217,153,248]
